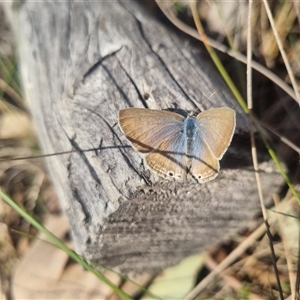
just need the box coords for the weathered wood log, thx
[5,1,283,273]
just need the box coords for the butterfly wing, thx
[189,107,235,183]
[118,108,185,153]
[188,138,220,183]
[145,132,187,181]
[118,108,187,180]
[196,107,236,159]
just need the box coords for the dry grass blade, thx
[0,78,26,112]
[204,255,264,300]
[155,0,297,101]
[247,2,284,298]
[262,0,300,105]
[273,194,296,299]
[247,0,253,110]
[184,223,267,299]
[294,0,300,25]
[189,1,247,111]
[185,195,297,299]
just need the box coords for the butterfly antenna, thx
[196,91,218,111]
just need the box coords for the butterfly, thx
[118,107,236,183]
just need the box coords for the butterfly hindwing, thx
[188,134,220,183]
[145,131,187,181]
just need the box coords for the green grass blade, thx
[0,189,134,300]
[190,3,300,204]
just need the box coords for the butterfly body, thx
[118,107,236,183]
[182,116,197,169]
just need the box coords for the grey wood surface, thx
[6,0,283,273]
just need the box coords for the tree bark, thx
[5,0,283,273]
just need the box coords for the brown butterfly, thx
[118,107,235,183]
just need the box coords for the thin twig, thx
[259,121,300,155]
[247,2,284,298]
[264,219,285,300]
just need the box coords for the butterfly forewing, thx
[196,107,235,159]
[118,108,185,153]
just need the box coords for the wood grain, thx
[5,0,284,273]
